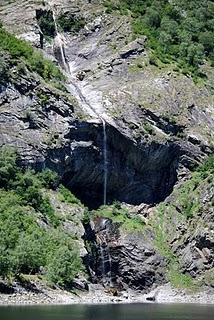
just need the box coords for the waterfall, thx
[102,120,107,205]
[100,243,113,287]
[50,4,108,205]
[52,10,68,72]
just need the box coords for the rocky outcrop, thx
[1,1,213,148]
[111,229,166,291]
[85,217,166,292]
[174,179,214,283]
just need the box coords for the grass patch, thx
[167,265,195,289]
[58,184,82,205]
[92,202,145,231]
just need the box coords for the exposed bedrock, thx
[84,217,166,292]
[46,121,198,209]
[111,230,167,291]
[0,71,204,210]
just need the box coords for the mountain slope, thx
[0,0,213,300]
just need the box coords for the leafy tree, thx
[0,145,17,188]
[144,7,161,28]
[37,169,59,189]
[0,146,83,285]
[14,230,46,274]
[37,11,55,37]
[46,245,82,286]
[159,31,172,52]
[187,43,205,66]
[160,17,178,39]
[199,31,214,54]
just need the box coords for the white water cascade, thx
[100,243,113,287]
[52,10,68,72]
[51,5,108,205]
[102,120,107,205]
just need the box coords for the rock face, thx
[0,66,204,209]
[174,181,214,283]
[111,229,166,291]
[85,217,166,292]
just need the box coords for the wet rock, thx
[85,217,166,292]
[0,282,15,294]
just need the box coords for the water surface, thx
[0,303,213,320]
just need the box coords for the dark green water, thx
[0,304,213,320]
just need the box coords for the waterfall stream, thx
[102,121,107,205]
[100,243,113,287]
[50,5,112,286]
[52,11,68,72]
[51,5,108,206]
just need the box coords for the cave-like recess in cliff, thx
[56,121,180,210]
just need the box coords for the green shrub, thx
[82,208,90,224]
[105,0,214,77]
[37,169,59,189]
[0,53,8,82]
[0,145,17,189]
[195,154,214,176]
[14,230,47,274]
[0,28,65,83]
[144,122,155,135]
[58,184,81,205]
[46,245,82,286]
[57,14,85,33]
[37,11,55,37]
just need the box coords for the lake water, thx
[0,303,213,320]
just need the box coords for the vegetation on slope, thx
[57,13,85,34]
[104,0,214,77]
[36,10,85,38]
[91,202,145,231]
[151,154,214,289]
[0,23,65,86]
[0,146,83,287]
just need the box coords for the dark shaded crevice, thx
[141,107,185,135]
[36,9,55,38]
